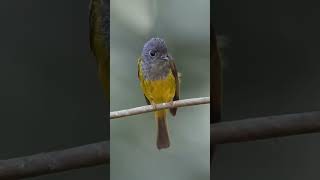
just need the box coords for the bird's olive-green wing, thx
[89,0,109,55]
[89,0,110,99]
[137,57,151,105]
[169,59,180,116]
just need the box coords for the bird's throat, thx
[142,60,170,80]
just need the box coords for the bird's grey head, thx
[141,38,170,63]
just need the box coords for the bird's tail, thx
[155,110,170,149]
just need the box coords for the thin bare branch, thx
[211,111,320,144]
[110,97,210,119]
[0,142,109,179]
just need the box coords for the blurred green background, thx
[110,0,210,180]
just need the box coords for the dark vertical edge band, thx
[210,0,223,178]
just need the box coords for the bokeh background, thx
[0,0,108,179]
[110,0,210,180]
[213,0,320,179]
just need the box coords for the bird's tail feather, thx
[156,110,170,149]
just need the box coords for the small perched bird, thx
[89,0,109,100]
[138,38,180,149]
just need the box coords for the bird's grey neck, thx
[142,59,170,80]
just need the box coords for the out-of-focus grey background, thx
[213,0,320,179]
[0,0,109,179]
[110,0,210,180]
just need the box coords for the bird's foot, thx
[151,103,157,110]
[169,100,174,107]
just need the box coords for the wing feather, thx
[138,57,151,105]
[169,59,179,116]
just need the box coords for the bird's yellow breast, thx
[138,62,176,104]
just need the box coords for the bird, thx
[89,0,109,100]
[137,38,180,149]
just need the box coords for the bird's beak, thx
[161,55,170,61]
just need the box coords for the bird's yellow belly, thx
[141,72,176,104]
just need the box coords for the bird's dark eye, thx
[149,50,156,57]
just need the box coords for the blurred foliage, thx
[110,0,209,180]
